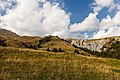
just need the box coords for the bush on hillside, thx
[51,48,65,52]
[39,36,51,45]
[74,49,80,54]
[51,48,58,52]
[0,39,7,47]
[58,48,65,52]
[20,42,41,50]
[47,48,50,51]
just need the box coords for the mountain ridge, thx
[1,28,120,55]
[0,29,88,55]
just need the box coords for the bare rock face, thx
[70,36,120,52]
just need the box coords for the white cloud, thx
[0,0,120,40]
[70,33,88,39]
[0,0,16,10]
[0,0,70,38]
[99,15,114,30]
[92,6,102,13]
[91,0,120,39]
[37,0,46,3]
[117,4,120,10]
[90,0,120,39]
[94,0,114,7]
[93,11,120,39]
[70,13,99,32]
[93,26,120,39]
[113,11,120,26]
[0,0,89,39]
[91,0,117,12]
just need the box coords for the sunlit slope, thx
[0,47,120,80]
[0,33,89,55]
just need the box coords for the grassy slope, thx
[0,34,91,58]
[0,47,120,80]
[39,36,91,56]
[41,36,79,53]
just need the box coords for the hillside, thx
[0,47,120,80]
[69,36,120,59]
[0,28,120,58]
[0,29,19,37]
[0,29,89,55]
[0,29,120,80]
[70,36,120,52]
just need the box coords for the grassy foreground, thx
[0,47,120,80]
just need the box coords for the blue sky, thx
[64,0,117,23]
[64,0,93,23]
[0,0,120,39]
[63,0,119,38]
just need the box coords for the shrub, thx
[39,36,51,45]
[0,39,7,47]
[58,48,65,52]
[74,49,80,54]
[20,42,41,50]
[52,48,58,52]
[47,48,50,51]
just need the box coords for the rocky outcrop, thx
[70,36,120,52]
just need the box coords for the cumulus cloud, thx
[91,0,117,12]
[0,0,70,38]
[93,11,120,39]
[0,0,16,10]
[93,26,120,39]
[99,15,114,30]
[0,0,120,39]
[70,0,120,39]
[70,33,88,39]
[94,0,114,7]
[70,13,99,32]
[113,11,120,25]
[90,0,120,39]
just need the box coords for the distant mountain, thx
[0,29,19,37]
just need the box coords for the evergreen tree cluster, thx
[20,42,41,50]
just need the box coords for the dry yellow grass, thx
[0,47,120,80]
